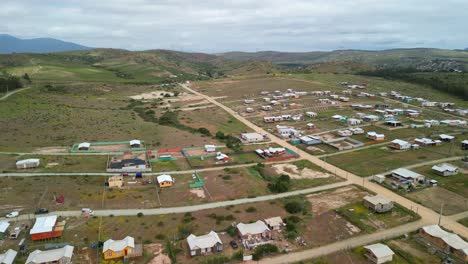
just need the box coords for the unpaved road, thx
[0,86,32,101]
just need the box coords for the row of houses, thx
[264,114,304,123]
[389,134,463,151]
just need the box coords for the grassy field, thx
[459,217,468,227]
[0,154,108,172]
[179,107,251,135]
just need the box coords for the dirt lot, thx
[406,186,468,215]
[272,163,333,180]
[306,185,370,215]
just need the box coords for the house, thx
[384,120,403,127]
[339,96,350,102]
[389,139,411,150]
[300,136,321,145]
[422,101,438,107]
[462,140,468,150]
[108,175,124,188]
[245,107,254,113]
[337,130,353,137]
[432,164,459,176]
[255,147,286,158]
[414,138,441,146]
[406,110,420,118]
[373,174,386,184]
[264,217,284,230]
[77,142,90,150]
[186,231,223,257]
[204,145,216,152]
[16,159,40,169]
[347,118,362,126]
[30,215,65,241]
[362,115,380,122]
[367,132,385,141]
[331,114,343,120]
[292,114,303,121]
[0,249,17,264]
[439,134,455,142]
[109,158,147,171]
[237,220,271,249]
[349,127,364,134]
[306,123,315,129]
[129,140,142,148]
[261,105,272,111]
[276,125,300,138]
[420,225,468,261]
[363,195,393,213]
[244,99,255,104]
[241,133,265,143]
[103,236,135,260]
[215,152,229,162]
[364,243,394,264]
[26,245,73,264]
[391,168,425,183]
[0,221,10,239]
[305,111,317,118]
[157,174,173,188]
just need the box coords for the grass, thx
[412,161,468,197]
[0,155,109,173]
[459,217,468,227]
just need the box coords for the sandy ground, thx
[129,91,175,100]
[272,164,332,179]
[180,105,216,111]
[34,146,69,153]
[307,186,369,215]
[190,188,206,198]
[145,243,171,264]
[306,146,326,153]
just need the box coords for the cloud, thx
[1,0,467,52]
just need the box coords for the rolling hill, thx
[0,34,91,54]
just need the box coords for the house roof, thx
[0,221,10,233]
[204,144,216,149]
[157,174,173,183]
[237,220,270,236]
[186,231,222,250]
[129,139,141,146]
[439,134,454,140]
[432,164,458,173]
[26,245,73,264]
[364,243,394,258]
[16,159,40,165]
[391,139,409,146]
[367,132,384,137]
[0,249,17,264]
[109,158,146,169]
[30,215,57,235]
[264,217,283,227]
[216,152,229,160]
[78,142,90,148]
[392,168,423,179]
[422,225,468,252]
[462,140,468,144]
[103,236,135,253]
[241,133,263,140]
[364,195,392,206]
[300,136,320,142]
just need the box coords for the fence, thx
[189,172,204,188]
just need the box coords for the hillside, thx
[0,34,91,54]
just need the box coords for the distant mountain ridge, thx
[0,34,91,54]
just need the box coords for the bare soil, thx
[307,186,369,215]
[272,164,332,179]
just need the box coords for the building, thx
[439,134,455,142]
[391,168,425,183]
[240,133,265,143]
[389,139,411,150]
[305,111,317,118]
[129,140,142,148]
[420,225,468,261]
[347,118,362,126]
[461,140,468,150]
[363,195,394,213]
[373,174,386,184]
[385,120,403,127]
[108,175,124,188]
[16,159,40,169]
[26,245,73,264]
[77,142,90,150]
[364,243,394,264]
[349,127,364,134]
[0,249,17,264]
[215,152,229,162]
[108,158,147,172]
[30,215,65,241]
[276,125,300,138]
[432,164,459,176]
[363,115,380,122]
[337,130,352,137]
[0,221,10,239]
[237,220,271,249]
[264,217,284,230]
[299,135,321,145]
[186,231,223,257]
[103,236,136,260]
[367,132,385,141]
[157,174,173,188]
[204,145,216,152]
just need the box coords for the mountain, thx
[0,34,91,54]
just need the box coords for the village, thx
[0,76,467,264]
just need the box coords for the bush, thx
[197,127,212,136]
[225,225,237,237]
[245,207,257,213]
[268,174,291,193]
[252,244,279,260]
[284,201,305,214]
[137,212,144,217]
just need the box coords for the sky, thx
[2,0,467,53]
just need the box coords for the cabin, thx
[129,140,142,148]
[432,164,459,176]
[187,231,223,257]
[367,132,385,141]
[16,159,40,169]
[103,236,136,260]
[419,225,468,262]
[77,142,91,150]
[363,195,393,213]
[364,243,394,264]
[406,110,420,118]
[157,174,173,188]
[0,249,17,264]
[337,130,353,137]
[389,139,411,150]
[26,245,74,264]
[299,136,322,145]
[30,215,65,241]
[264,217,284,230]
[363,115,379,122]
[240,133,265,143]
[391,168,425,183]
[349,127,364,134]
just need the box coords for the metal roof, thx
[187,231,222,250]
[0,221,10,233]
[392,168,423,179]
[0,249,17,264]
[26,245,73,264]
[30,215,57,235]
[237,220,269,236]
[364,243,394,258]
[103,236,135,253]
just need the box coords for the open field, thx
[0,154,108,172]
[406,187,467,215]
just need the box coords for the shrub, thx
[252,244,279,260]
[284,201,305,214]
[137,212,144,217]
[225,225,237,237]
[245,207,257,213]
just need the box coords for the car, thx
[6,211,19,218]
[230,240,238,249]
[81,208,94,216]
[34,208,49,215]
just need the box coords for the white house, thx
[305,111,317,118]
[129,139,142,148]
[432,164,459,176]
[16,159,40,169]
[337,130,353,137]
[204,145,216,152]
[0,249,17,264]
[240,133,265,143]
[244,99,255,104]
[0,221,10,235]
[77,142,91,150]
[26,245,74,264]
[276,125,300,138]
[347,118,362,126]
[364,243,394,264]
[391,168,425,183]
[439,134,455,142]
[367,132,385,141]
[156,174,174,188]
[349,127,364,134]
[187,231,223,257]
[389,139,411,150]
[363,115,380,122]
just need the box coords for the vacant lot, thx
[406,187,467,215]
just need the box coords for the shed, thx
[389,139,410,150]
[241,133,264,143]
[30,215,65,241]
[373,174,385,184]
[16,159,40,169]
[129,140,141,148]
[0,221,10,234]
[204,145,216,152]
[157,174,173,188]
[299,136,321,145]
[364,243,394,264]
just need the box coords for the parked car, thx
[6,211,19,218]
[81,208,94,216]
[34,208,49,215]
[230,240,238,249]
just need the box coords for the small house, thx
[389,139,411,150]
[30,215,65,241]
[0,249,17,264]
[16,159,40,169]
[103,236,135,260]
[439,134,455,142]
[299,136,321,145]
[276,125,300,138]
[0,221,10,239]
[367,132,385,141]
[215,152,229,162]
[109,158,147,171]
[306,123,315,129]
[347,118,362,126]
[349,127,364,134]
[406,111,420,118]
[305,112,317,118]
[384,120,403,127]
[391,168,425,183]
[432,164,459,176]
[373,174,386,184]
[363,115,380,122]
[187,231,223,257]
[244,99,255,104]
[77,142,91,150]
[419,225,468,261]
[264,217,284,230]
[462,140,468,150]
[237,220,271,248]
[261,105,272,111]
[26,246,73,264]
[245,107,254,113]
[363,195,393,213]
[129,140,142,148]
[204,145,216,152]
[364,243,394,264]
[337,130,353,137]
[241,133,265,143]
[414,138,441,146]
[157,174,173,188]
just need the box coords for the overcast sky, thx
[2,0,467,53]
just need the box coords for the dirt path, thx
[0,86,32,101]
